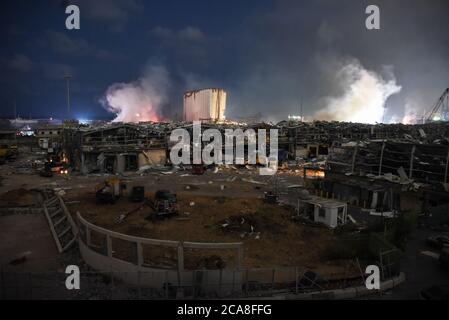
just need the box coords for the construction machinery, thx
[0,145,18,162]
[39,155,69,177]
[0,130,18,163]
[95,177,124,204]
[426,88,449,123]
[0,146,7,165]
[147,190,179,220]
[116,189,179,224]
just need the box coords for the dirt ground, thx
[1,149,357,277]
[0,188,43,207]
[66,189,353,275]
[0,214,60,273]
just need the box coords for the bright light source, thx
[77,118,89,125]
[288,115,303,121]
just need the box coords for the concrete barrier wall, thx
[76,212,406,298]
[282,272,406,300]
[77,212,245,295]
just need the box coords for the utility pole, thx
[64,73,72,119]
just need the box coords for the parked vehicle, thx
[151,190,179,219]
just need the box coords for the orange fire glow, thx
[304,169,325,179]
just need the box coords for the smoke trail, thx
[101,64,170,123]
[399,98,426,124]
[314,60,401,124]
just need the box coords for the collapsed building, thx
[54,120,449,218]
[58,120,449,171]
[5,118,449,298]
[279,121,449,221]
[36,125,62,152]
[324,139,449,217]
[66,123,167,174]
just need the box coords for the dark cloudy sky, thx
[1,0,448,122]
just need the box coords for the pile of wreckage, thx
[42,120,448,182]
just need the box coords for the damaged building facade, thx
[66,124,167,174]
[2,118,445,298]
[57,120,449,218]
[281,121,449,220]
[324,139,449,217]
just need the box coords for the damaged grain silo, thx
[183,88,227,123]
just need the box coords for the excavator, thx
[151,190,179,218]
[115,189,179,224]
[95,177,123,204]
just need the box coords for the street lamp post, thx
[63,74,72,119]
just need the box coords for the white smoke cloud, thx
[398,98,427,124]
[314,60,402,124]
[101,64,170,122]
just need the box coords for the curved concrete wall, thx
[77,212,244,295]
[76,212,406,298]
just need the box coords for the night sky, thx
[1,0,448,123]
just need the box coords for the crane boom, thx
[426,88,449,123]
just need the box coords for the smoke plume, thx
[399,98,423,124]
[101,64,170,122]
[314,60,402,124]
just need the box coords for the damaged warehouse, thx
[324,139,449,216]
[73,124,167,174]
[2,117,449,299]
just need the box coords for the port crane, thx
[426,88,449,123]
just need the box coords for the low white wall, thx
[77,212,244,295]
[282,273,406,300]
[76,212,406,299]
